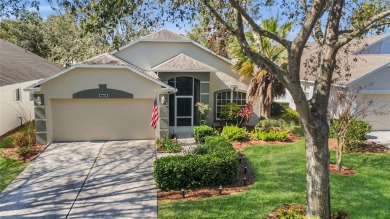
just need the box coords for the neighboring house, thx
[26,29,258,144]
[275,35,390,130]
[0,40,63,136]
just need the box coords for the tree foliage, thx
[0,10,157,66]
[42,13,110,66]
[232,18,291,118]
[0,11,109,66]
[0,12,50,58]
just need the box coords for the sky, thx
[28,1,389,40]
[28,2,191,35]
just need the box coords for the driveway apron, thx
[0,140,156,219]
[67,140,156,218]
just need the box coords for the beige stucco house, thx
[26,30,259,143]
[0,40,63,136]
[275,35,390,130]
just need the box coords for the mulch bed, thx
[329,163,356,176]
[231,133,301,152]
[267,204,349,219]
[157,154,255,201]
[1,144,47,163]
[328,138,390,153]
[327,138,389,176]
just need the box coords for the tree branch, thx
[291,0,326,54]
[233,9,290,90]
[200,0,236,34]
[311,1,333,46]
[228,0,291,49]
[337,10,390,48]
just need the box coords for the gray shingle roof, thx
[152,53,217,72]
[301,35,390,85]
[0,40,63,86]
[141,29,188,40]
[83,53,158,79]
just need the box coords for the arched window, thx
[214,89,246,120]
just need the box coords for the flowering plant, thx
[195,102,211,125]
[236,103,253,127]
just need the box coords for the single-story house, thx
[26,29,258,144]
[0,40,63,136]
[275,35,390,130]
[26,30,390,144]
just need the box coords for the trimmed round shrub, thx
[154,136,239,191]
[193,125,215,143]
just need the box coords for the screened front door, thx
[168,76,200,136]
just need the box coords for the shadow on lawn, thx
[0,140,157,219]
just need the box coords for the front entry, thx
[168,76,200,137]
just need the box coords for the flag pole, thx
[151,90,159,129]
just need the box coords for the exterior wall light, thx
[229,85,237,91]
[181,188,185,198]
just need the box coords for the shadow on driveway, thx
[0,140,157,219]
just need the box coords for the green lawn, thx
[0,155,26,192]
[0,130,28,192]
[158,138,390,218]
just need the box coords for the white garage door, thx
[362,94,390,131]
[52,99,155,141]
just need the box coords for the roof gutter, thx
[161,87,178,94]
[24,83,41,92]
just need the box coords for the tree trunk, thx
[336,138,343,171]
[302,119,331,219]
[261,101,271,119]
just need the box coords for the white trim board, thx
[24,64,174,91]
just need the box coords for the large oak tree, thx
[4,0,390,218]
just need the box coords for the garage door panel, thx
[361,94,390,131]
[52,99,154,141]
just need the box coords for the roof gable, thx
[0,40,63,86]
[110,29,233,65]
[25,64,172,91]
[83,53,158,79]
[141,29,188,40]
[152,53,217,72]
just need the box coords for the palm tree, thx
[232,18,292,119]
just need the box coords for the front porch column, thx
[158,93,169,139]
[33,94,47,144]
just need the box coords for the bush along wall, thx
[154,136,240,191]
[193,125,215,143]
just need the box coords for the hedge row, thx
[193,125,215,143]
[153,136,239,191]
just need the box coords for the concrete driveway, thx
[366,131,390,148]
[0,140,157,219]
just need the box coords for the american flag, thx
[151,96,158,129]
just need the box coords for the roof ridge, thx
[152,53,217,71]
[141,29,188,40]
[151,53,184,69]
[83,52,109,62]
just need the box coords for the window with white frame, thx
[215,90,246,120]
[14,88,21,102]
